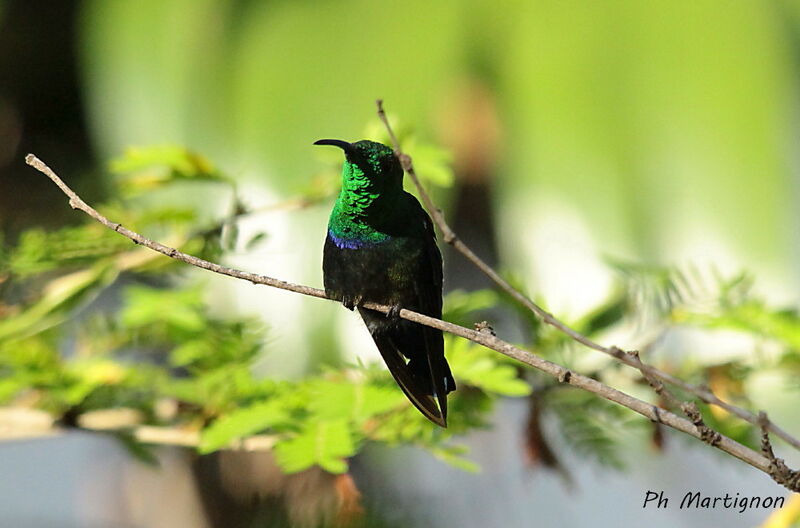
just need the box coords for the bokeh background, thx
[2,1,800,527]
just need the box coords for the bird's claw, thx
[386,304,403,319]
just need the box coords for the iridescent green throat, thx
[328,160,395,247]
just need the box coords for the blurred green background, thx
[6,0,799,298]
[2,1,800,527]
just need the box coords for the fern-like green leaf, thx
[307,380,405,424]
[273,420,356,474]
[199,400,292,453]
[447,338,531,397]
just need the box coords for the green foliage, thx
[199,400,293,453]
[679,299,800,352]
[442,289,499,327]
[447,337,531,397]
[122,286,207,334]
[110,145,228,196]
[573,291,627,337]
[611,262,800,372]
[9,225,131,277]
[427,444,480,473]
[546,389,635,470]
[363,118,455,189]
[307,380,405,424]
[274,420,356,474]
[0,264,118,341]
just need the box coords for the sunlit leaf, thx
[199,399,292,453]
[679,301,800,351]
[273,420,356,474]
[9,225,130,277]
[443,289,499,327]
[116,432,161,467]
[0,264,118,341]
[110,145,228,195]
[363,118,454,188]
[308,380,405,424]
[548,390,632,470]
[120,286,206,333]
[447,338,531,397]
[429,444,480,473]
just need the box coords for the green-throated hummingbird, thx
[316,139,455,427]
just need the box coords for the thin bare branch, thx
[759,412,800,490]
[24,153,798,491]
[374,99,800,453]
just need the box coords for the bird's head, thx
[314,139,403,193]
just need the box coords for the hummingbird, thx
[315,138,455,427]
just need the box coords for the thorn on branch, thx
[681,402,722,447]
[651,405,663,424]
[760,412,775,459]
[398,153,413,172]
[610,346,631,360]
[474,320,496,336]
[646,378,666,395]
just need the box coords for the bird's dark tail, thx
[359,308,455,427]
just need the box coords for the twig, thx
[759,412,800,490]
[24,153,798,491]
[627,350,723,448]
[25,154,328,302]
[375,99,800,453]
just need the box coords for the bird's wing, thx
[392,193,452,423]
[414,200,451,421]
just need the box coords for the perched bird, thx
[316,139,455,427]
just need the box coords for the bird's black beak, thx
[314,139,354,156]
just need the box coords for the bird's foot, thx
[341,295,364,311]
[386,304,403,319]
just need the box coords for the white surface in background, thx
[203,181,334,378]
[0,433,206,528]
[519,199,614,319]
